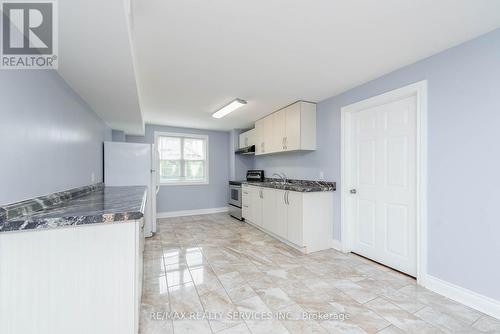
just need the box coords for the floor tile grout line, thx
[201,215,294,334]
[364,295,445,334]
[198,214,256,334]
[470,314,484,327]
[153,213,492,334]
[196,216,276,334]
[158,220,175,334]
[178,215,228,334]
[374,324,392,333]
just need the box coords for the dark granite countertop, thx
[0,183,147,233]
[243,178,336,192]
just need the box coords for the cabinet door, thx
[272,110,286,153]
[242,186,251,220]
[246,129,256,147]
[261,188,276,232]
[255,120,264,155]
[262,115,274,154]
[286,191,303,246]
[239,133,247,148]
[252,187,263,227]
[274,190,288,239]
[285,103,301,151]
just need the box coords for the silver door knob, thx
[350,189,357,194]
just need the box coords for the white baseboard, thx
[331,239,343,252]
[424,275,500,320]
[157,207,229,219]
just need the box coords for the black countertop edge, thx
[243,178,336,192]
[0,212,145,233]
[0,183,104,223]
[0,185,147,233]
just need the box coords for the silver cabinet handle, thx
[285,137,287,150]
[350,189,357,194]
[283,191,286,204]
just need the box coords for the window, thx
[156,132,209,185]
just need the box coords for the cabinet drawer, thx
[242,194,249,204]
[242,204,250,219]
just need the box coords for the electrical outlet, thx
[91,172,95,183]
[319,171,325,180]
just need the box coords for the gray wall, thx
[111,129,126,142]
[0,70,110,205]
[254,28,500,300]
[229,129,255,181]
[126,124,230,212]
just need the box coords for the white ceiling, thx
[58,1,500,134]
[130,0,500,132]
[57,0,144,135]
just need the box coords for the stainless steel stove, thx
[228,170,264,220]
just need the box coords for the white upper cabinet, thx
[255,115,274,154]
[239,128,256,148]
[284,103,301,151]
[255,119,264,155]
[272,110,286,153]
[255,101,316,155]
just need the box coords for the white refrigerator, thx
[104,141,157,237]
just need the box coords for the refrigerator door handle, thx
[152,166,160,194]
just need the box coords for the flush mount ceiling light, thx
[212,98,247,119]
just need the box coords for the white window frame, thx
[154,131,209,186]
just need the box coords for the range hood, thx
[235,145,255,155]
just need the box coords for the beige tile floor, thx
[140,213,500,334]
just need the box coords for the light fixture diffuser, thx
[212,98,247,119]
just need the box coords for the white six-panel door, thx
[350,95,417,276]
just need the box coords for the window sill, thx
[159,181,209,186]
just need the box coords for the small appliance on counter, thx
[228,170,264,220]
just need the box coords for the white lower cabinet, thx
[242,185,333,253]
[274,189,288,239]
[241,185,251,220]
[242,185,264,228]
[262,187,276,232]
[286,190,303,246]
[0,219,145,334]
[252,187,263,227]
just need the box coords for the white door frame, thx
[340,80,428,285]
